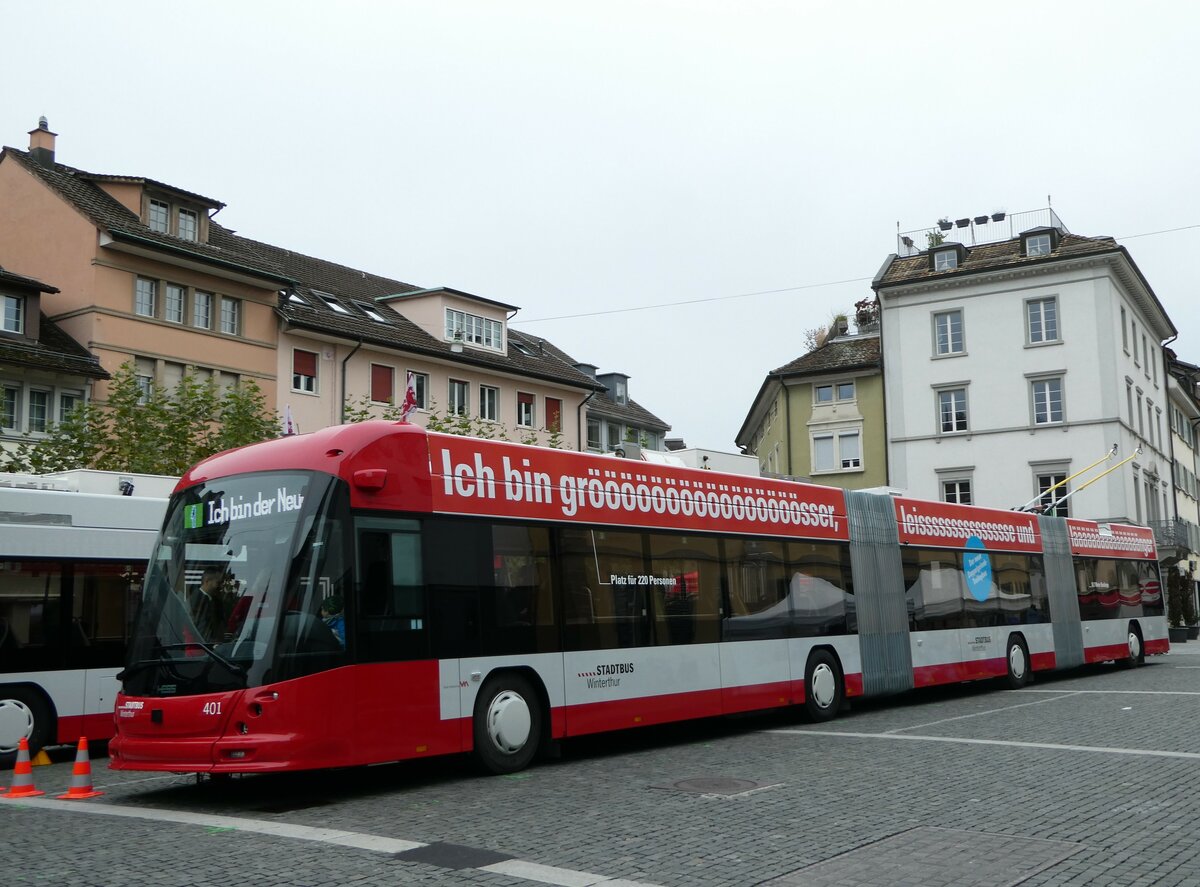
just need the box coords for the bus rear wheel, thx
[0,687,52,769]
[473,673,543,775]
[804,650,843,722]
[1004,637,1030,689]
[1119,624,1144,669]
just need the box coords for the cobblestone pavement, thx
[7,651,1200,886]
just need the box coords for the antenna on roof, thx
[1047,194,1052,207]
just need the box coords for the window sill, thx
[290,388,320,397]
[932,351,967,360]
[1024,340,1063,349]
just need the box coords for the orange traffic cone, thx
[1,738,45,798]
[57,737,103,800]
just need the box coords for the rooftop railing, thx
[896,208,1069,258]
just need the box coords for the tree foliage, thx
[1,361,279,475]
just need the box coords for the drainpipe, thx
[339,337,363,424]
[576,390,597,451]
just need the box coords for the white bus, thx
[0,470,170,766]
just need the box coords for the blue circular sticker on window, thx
[963,535,993,603]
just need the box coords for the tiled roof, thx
[248,239,603,392]
[517,335,669,431]
[2,148,289,282]
[0,267,58,294]
[0,313,108,379]
[772,335,881,376]
[875,232,1120,287]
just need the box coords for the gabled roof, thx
[0,312,108,379]
[2,148,290,284]
[770,334,881,376]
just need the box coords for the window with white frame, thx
[606,422,621,451]
[813,430,862,472]
[165,284,185,323]
[586,418,601,451]
[135,277,157,317]
[148,199,170,233]
[1036,471,1069,517]
[193,291,212,329]
[220,297,240,335]
[2,384,19,429]
[934,250,958,271]
[1026,233,1052,256]
[933,310,963,355]
[1121,307,1128,352]
[449,379,469,416]
[1126,382,1134,428]
[1026,297,1059,344]
[177,208,198,241]
[480,385,499,421]
[1143,335,1149,378]
[1031,377,1064,425]
[942,479,972,505]
[135,358,155,404]
[2,294,24,334]
[408,371,429,409]
[1132,321,1139,365]
[938,388,968,433]
[445,308,503,350]
[1136,391,1144,436]
[293,349,318,393]
[517,391,534,427]
[816,381,856,404]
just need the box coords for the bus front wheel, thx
[1119,624,1144,669]
[804,650,843,722]
[472,673,543,775]
[0,686,53,769]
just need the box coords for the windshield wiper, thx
[116,659,164,682]
[157,641,247,676]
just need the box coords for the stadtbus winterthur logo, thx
[183,503,205,529]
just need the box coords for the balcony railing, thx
[1149,519,1200,553]
[896,208,1069,258]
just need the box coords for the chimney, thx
[28,117,57,167]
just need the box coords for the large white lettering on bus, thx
[1066,519,1155,559]
[430,436,848,541]
[894,499,1042,553]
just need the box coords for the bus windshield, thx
[121,471,350,697]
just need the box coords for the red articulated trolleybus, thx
[109,421,1168,775]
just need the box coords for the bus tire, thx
[1119,624,1144,669]
[804,650,843,722]
[0,686,53,768]
[1004,636,1030,689]
[473,673,543,775]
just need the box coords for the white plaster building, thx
[873,210,1177,523]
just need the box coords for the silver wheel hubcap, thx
[1128,632,1141,661]
[486,690,531,754]
[0,699,34,754]
[1009,645,1026,680]
[811,663,836,709]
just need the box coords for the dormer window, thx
[177,208,198,241]
[149,199,170,233]
[357,303,389,323]
[2,294,24,334]
[934,249,958,271]
[615,379,627,405]
[446,308,503,350]
[1026,233,1051,256]
[929,242,967,273]
[1021,228,1060,257]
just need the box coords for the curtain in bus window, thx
[992,553,1034,626]
[904,548,964,631]
[1076,558,1121,621]
[486,524,557,655]
[1116,560,1144,618]
[558,527,649,651]
[647,532,720,645]
[723,539,789,641]
[0,563,64,671]
[786,541,853,636]
[358,520,429,662]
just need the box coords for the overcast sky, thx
[4,2,1197,450]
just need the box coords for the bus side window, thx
[356,523,429,662]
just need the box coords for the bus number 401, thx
[202,702,222,715]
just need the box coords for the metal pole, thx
[1016,444,1117,511]
[1045,447,1141,513]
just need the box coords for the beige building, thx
[0,120,612,448]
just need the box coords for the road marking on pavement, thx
[1019,688,1200,695]
[7,797,663,886]
[886,692,1079,733]
[767,729,1200,761]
